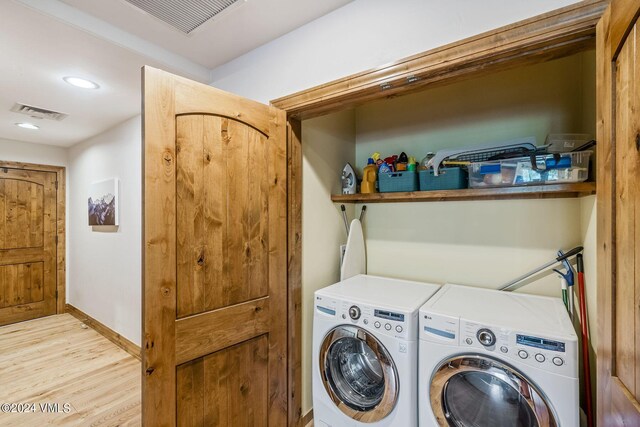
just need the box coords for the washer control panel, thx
[315,295,411,339]
[458,319,576,377]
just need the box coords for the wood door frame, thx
[286,118,303,426]
[0,160,66,315]
[595,7,616,423]
[272,0,607,119]
[273,2,607,425]
[597,1,640,424]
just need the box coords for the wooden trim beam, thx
[595,8,613,425]
[271,0,607,119]
[0,160,66,315]
[287,118,303,427]
[175,297,270,365]
[66,303,142,360]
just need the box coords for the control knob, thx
[476,328,496,347]
[349,305,361,320]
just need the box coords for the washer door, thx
[319,325,399,423]
[430,355,557,427]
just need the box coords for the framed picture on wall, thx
[88,178,119,226]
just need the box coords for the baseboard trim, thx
[65,304,141,361]
[302,409,313,426]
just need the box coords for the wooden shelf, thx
[331,182,596,203]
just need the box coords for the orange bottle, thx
[361,158,377,193]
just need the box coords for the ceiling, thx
[1,0,352,147]
[60,0,352,69]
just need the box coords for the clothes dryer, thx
[419,284,578,427]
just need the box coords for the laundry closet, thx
[271,3,602,424]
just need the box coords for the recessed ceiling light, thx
[15,122,40,130]
[63,76,100,89]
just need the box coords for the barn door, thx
[0,167,57,326]
[142,67,287,426]
[597,0,640,425]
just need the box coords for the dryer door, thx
[430,355,557,427]
[319,325,399,423]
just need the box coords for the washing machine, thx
[313,274,441,427]
[418,284,578,427]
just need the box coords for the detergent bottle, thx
[361,158,378,193]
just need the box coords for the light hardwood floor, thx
[0,314,140,426]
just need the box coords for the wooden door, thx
[0,167,57,326]
[142,67,287,426]
[597,1,640,425]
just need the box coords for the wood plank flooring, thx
[0,314,140,426]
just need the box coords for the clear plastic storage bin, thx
[469,151,592,188]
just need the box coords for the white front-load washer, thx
[313,274,441,427]
[418,284,579,427]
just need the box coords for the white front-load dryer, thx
[313,274,441,427]
[418,284,579,427]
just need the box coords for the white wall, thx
[210,0,579,104]
[0,137,67,166]
[0,129,140,347]
[301,110,355,412]
[67,116,141,345]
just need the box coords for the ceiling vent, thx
[125,0,242,34]
[10,103,68,121]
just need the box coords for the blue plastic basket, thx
[378,171,418,193]
[418,167,468,191]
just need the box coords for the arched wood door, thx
[597,0,640,425]
[0,167,57,326]
[142,67,287,426]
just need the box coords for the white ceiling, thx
[60,0,352,69]
[0,0,352,147]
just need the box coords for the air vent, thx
[11,103,68,121]
[125,0,242,34]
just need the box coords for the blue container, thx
[418,167,468,191]
[378,171,418,193]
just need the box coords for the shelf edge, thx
[331,182,597,203]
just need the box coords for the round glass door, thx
[430,355,557,427]
[319,325,399,422]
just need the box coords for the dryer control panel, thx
[315,295,414,340]
[420,311,577,377]
[459,319,578,378]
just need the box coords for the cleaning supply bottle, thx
[361,158,378,193]
[419,152,435,170]
[396,152,409,171]
[407,156,417,171]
